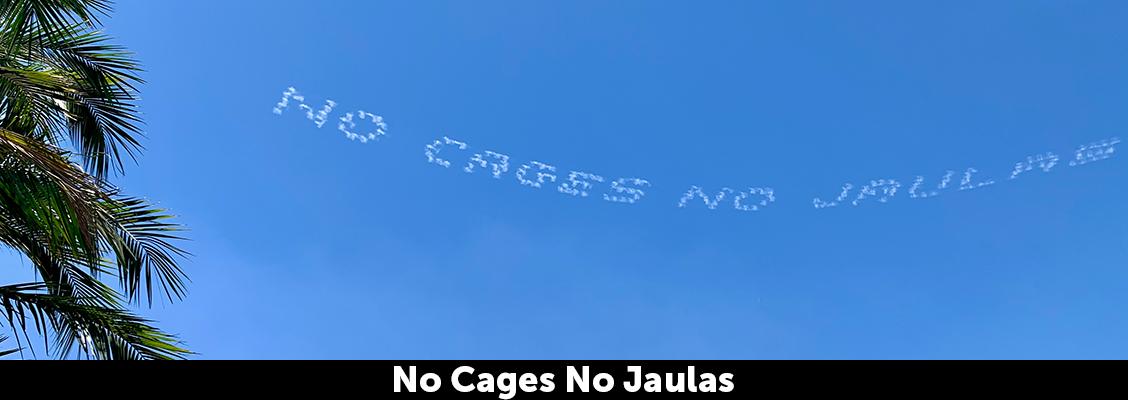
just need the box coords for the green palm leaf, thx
[0,0,192,359]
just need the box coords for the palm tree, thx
[0,0,190,359]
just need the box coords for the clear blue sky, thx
[7,0,1127,359]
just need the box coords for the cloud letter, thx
[516,161,558,188]
[678,186,734,210]
[852,179,901,206]
[959,168,994,191]
[603,178,651,204]
[465,151,510,178]
[272,87,336,128]
[425,136,469,168]
[812,184,853,209]
[338,111,388,143]
[733,187,775,211]
[1069,137,1120,167]
[558,171,605,197]
[909,171,953,199]
[1009,153,1058,179]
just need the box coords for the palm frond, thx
[0,136,190,305]
[0,0,112,47]
[0,45,144,179]
[0,335,20,357]
[98,195,190,305]
[0,0,191,359]
[0,282,189,360]
[0,127,102,257]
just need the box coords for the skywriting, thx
[273,86,1120,213]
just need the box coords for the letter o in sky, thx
[420,373,442,392]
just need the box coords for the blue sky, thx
[5,0,1127,359]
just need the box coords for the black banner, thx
[0,359,1110,396]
